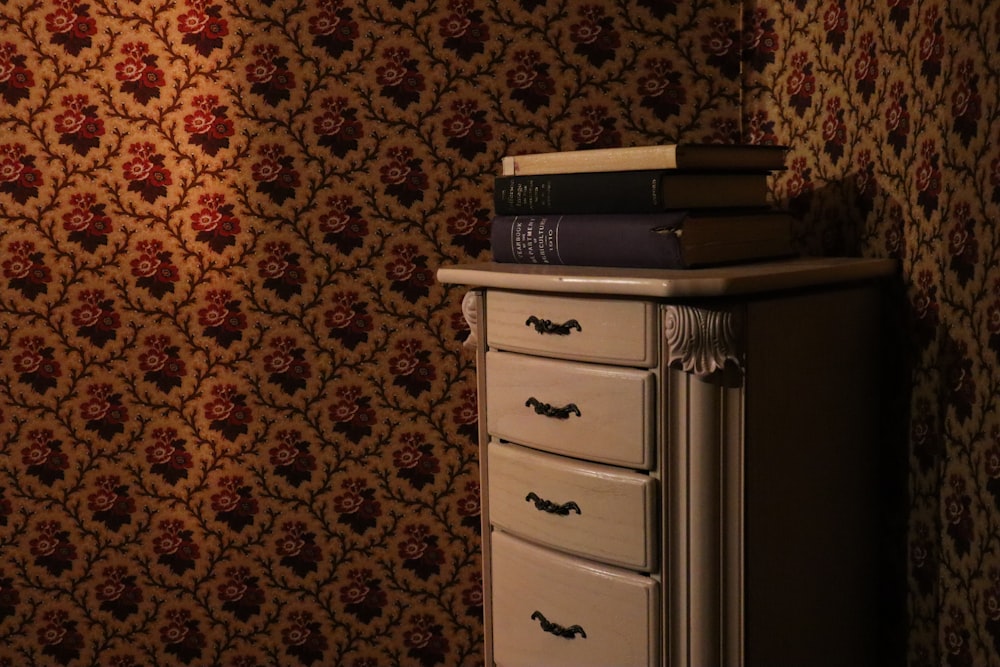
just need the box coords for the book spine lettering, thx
[491,213,687,269]
[494,172,663,215]
[501,215,561,264]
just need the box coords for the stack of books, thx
[490,144,796,270]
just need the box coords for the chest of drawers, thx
[438,258,896,667]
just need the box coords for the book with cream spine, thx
[501,144,789,176]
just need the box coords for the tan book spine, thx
[502,145,681,176]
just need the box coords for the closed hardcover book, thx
[494,170,771,215]
[501,143,789,176]
[491,211,795,269]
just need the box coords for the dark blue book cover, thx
[491,213,687,268]
[491,211,793,269]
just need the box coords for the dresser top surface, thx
[437,257,897,298]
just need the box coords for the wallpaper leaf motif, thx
[4,0,518,662]
[745,2,1000,666]
[11,0,993,665]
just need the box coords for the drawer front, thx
[486,290,656,366]
[491,531,659,667]
[486,350,655,469]
[488,441,657,571]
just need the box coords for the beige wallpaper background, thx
[0,0,996,665]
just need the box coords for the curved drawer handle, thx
[525,492,581,516]
[531,610,587,639]
[525,397,581,419]
[525,316,582,336]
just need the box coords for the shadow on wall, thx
[783,175,911,666]
[781,171,904,260]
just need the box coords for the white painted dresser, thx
[437,257,896,667]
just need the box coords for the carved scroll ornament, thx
[663,304,743,376]
[461,290,478,348]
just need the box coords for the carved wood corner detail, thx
[461,290,478,348]
[663,304,744,377]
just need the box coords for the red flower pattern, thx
[0,1,991,665]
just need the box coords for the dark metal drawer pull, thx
[525,492,581,516]
[525,316,582,335]
[525,397,581,419]
[531,610,586,639]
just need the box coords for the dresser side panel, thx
[742,285,883,667]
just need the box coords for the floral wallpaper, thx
[0,1,738,665]
[744,2,999,666]
[0,0,995,665]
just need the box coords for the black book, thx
[494,170,771,215]
[491,211,795,269]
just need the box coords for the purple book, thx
[491,211,794,269]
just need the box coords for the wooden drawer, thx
[487,441,657,571]
[486,290,656,366]
[485,350,655,469]
[491,531,659,667]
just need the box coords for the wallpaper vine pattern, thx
[743,2,999,666]
[0,0,742,665]
[0,0,995,664]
